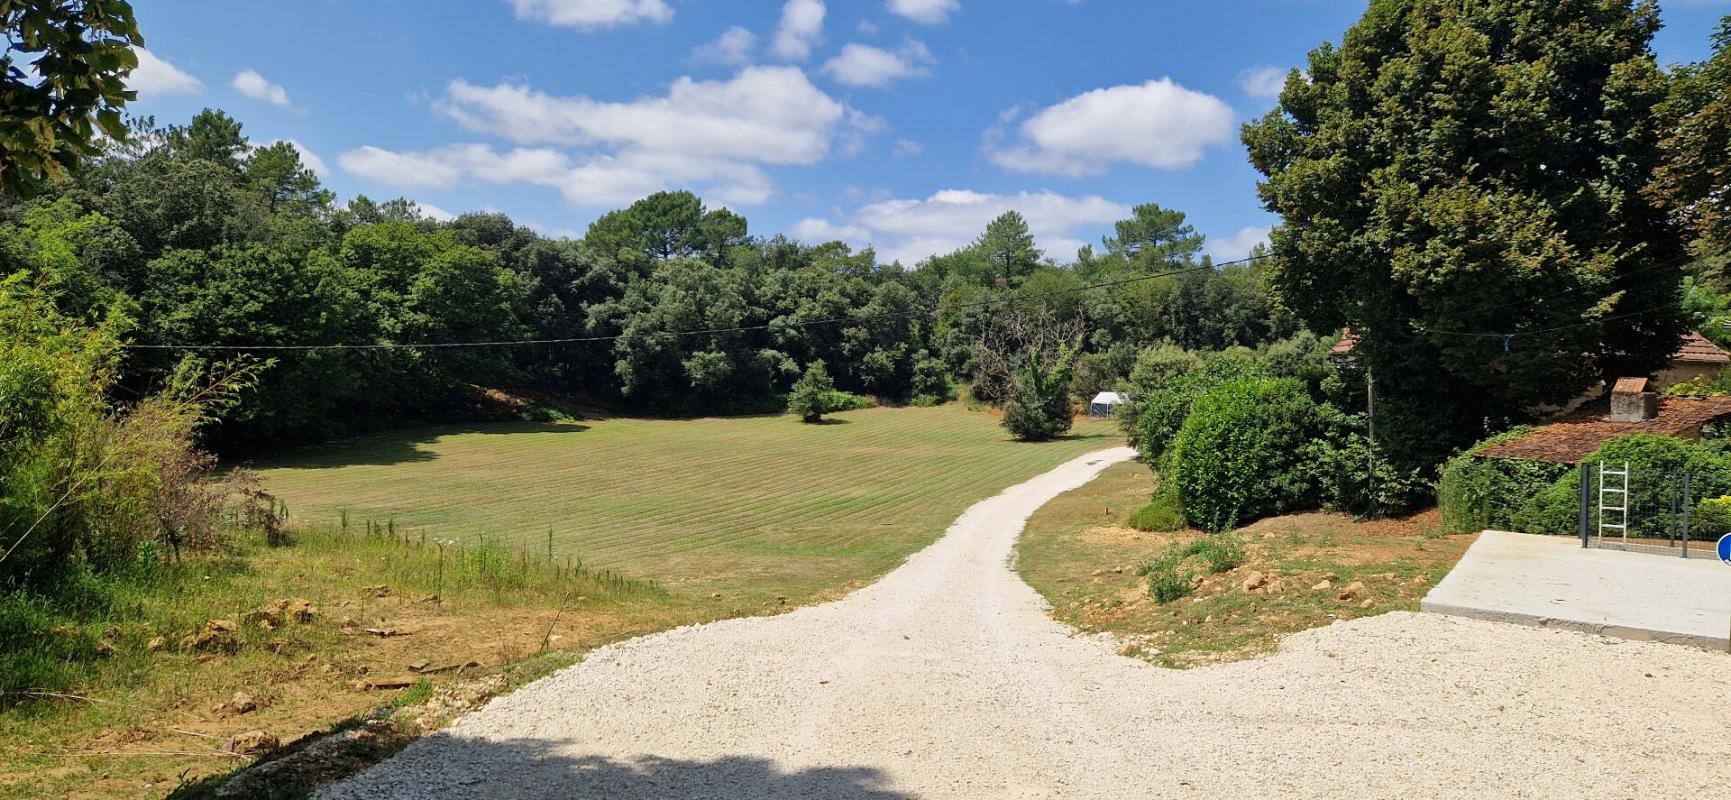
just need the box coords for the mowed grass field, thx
[258,405,1119,605]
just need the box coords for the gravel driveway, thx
[322,447,1731,799]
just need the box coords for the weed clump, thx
[1137,533,1246,604]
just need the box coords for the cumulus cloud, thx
[886,0,958,24]
[794,188,1128,266]
[821,39,932,88]
[509,0,672,29]
[435,67,858,164]
[273,139,328,176]
[232,69,292,108]
[691,26,757,66]
[345,67,877,208]
[989,78,1233,176]
[414,201,457,223]
[1209,225,1269,262]
[129,49,203,95]
[772,0,826,61]
[1238,66,1287,100]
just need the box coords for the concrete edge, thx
[1420,599,1731,652]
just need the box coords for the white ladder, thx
[1598,461,1630,545]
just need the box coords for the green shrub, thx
[1128,484,1185,532]
[820,390,874,412]
[1310,429,1433,517]
[1435,428,1571,533]
[1181,533,1246,574]
[1132,350,1265,462]
[1693,496,1731,536]
[1168,377,1327,531]
[1664,371,1731,397]
[787,361,836,423]
[1145,563,1194,603]
[910,354,954,406]
[1002,345,1077,442]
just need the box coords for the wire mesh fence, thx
[1579,461,1731,558]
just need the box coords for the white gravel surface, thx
[322,447,1731,799]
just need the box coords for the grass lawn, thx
[4,405,1118,799]
[1016,461,1477,668]
[256,404,1119,606]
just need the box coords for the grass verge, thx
[3,405,1118,798]
[1015,461,1475,668]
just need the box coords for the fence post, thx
[1578,461,1593,548]
[1682,471,1693,559]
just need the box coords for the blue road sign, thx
[1718,533,1731,564]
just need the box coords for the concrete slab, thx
[1421,530,1731,650]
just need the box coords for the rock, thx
[223,730,279,755]
[145,635,168,652]
[362,585,391,597]
[1311,580,1332,591]
[184,620,238,652]
[407,660,430,672]
[363,677,416,690]
[414,594,440,604]
[776,596,788,605]
[711,592,723,599]
[364,627,402,638]
[1240,571,1268,592]
[1359,598,1375,609]
[1090,569,1107,577]
[229,691,257,714]
[1336,582,1366,602]
[247,598,316,630]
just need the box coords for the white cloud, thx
[415,201,457,222]
[772,0,826,61]
[129,49,203,95]
[891,138,922,157]
[351,66,879,209]
[691,26,757,66]
[509,0,672,29]
[989,78,1233,176]
[1238,66,1287,100]
[1210,225,1269,262]
[821,39,932,88]
[339,145,465,190]
[435,67,859,164]
[273,139,328,176]
[886,0,958,24]
[797,188,1129,266]
[232,69,292,108]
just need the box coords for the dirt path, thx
[322,448,1731,799]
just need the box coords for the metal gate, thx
[1578,461,1728,557]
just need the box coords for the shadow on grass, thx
[173,729,912,800]
[250,421,592,470]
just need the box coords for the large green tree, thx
[1242,0,1687,469]
[1651,16,1731,254]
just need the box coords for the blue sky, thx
[125,0,1728,266]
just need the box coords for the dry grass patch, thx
[1016,462,1475,667]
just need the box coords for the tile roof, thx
[1330,328,1731,365]
[1673,330,1730,364]
[1475,396,1731,463]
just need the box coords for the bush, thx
[1436,428,1570,533]
[1310,430,1434,517]
[1002,345,1077,442]
[1530,434,1731,537]
[1128,484,1185,532]
[787,361,836,423]
[910,354,954,406]
[1146,565,1194,603]
[1693,496,1731,536]
[1132,350,1265,463]
[820,390,874,412]
[1168,377,1328,531]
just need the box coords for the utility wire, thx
[119,256,1247,353]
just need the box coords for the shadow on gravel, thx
[298,735,914,800]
